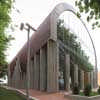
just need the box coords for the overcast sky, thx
[6,0,100,70]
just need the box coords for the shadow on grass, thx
[0,87,25,100]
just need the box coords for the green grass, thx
[0,87,25,100]
[80,91,100,96]
[89,92,99,96]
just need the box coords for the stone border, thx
[2,86,38,100]
[64,93,100,100]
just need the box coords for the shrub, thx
[97,86,100,94]
[72,83,80,95]
[84,84,92,96]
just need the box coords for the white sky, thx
[6,0,100,70]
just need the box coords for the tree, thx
[0,0,13,78]
[75,0,100,29]
[57,19,93,71]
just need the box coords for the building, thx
[8,3,98,92]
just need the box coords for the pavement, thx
[20,89,70,100]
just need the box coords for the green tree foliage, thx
[75,0,100,29]
[57,19,93,71]
[0,0,13,78]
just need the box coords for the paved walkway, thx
[20,89,70,100]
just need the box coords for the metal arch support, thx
[50,2,97,72]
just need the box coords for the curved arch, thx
[50,2,97,71]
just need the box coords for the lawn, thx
[80,91,99,96]
[0,87,25,100]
